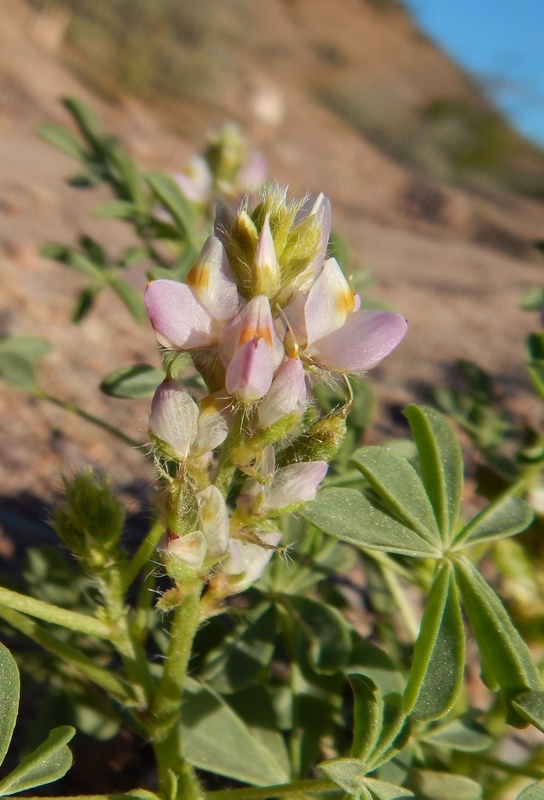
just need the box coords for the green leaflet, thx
[512,691,544,734]
[302,488,442,558]
[181,678,289,786]
[404,562,465,721]
[349,675,384,763]
[407,769,482,800]
[404,405,463,545]
[517,781,544,799]
[146,172,195,238]
[453,494,533,549]
[0,725,75,796]
[453,555,541,723]
[0,644,19,767]
[286,595,352,673]
[351,446,441,546]
[100,364,165,399]
[420,715,492,752]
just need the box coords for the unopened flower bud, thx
[276,406,348,468]
[149,380,199,461]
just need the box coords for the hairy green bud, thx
[54,470,125,565]
[276,408,348,468]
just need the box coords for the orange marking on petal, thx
[336,286,356,316]
[186,264,210,294]
[239,324,273,348]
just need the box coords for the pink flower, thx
[218,295,284,403]
[144,236,239,350]
[284,258,407,374]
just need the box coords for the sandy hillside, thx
[1,0,544,549]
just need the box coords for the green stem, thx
[0,606,132,702]
[122,517,164,592]
[39,392,141,448]
[150,587,204,800]
[0,585,111,639]
[99,565,155,707]
[206,777,336,799]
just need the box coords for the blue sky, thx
[404,0,544,147]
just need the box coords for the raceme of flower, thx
[145,185,407,608]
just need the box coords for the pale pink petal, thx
[218,295,284,370]
[308,310,408,373]
[238,152,268,191]
[293,193,332,290]
[186,236,239,324]
[224,531,281,590]
[193,393,232,456]
[304,258,357,346]
[282,291,309,349]
[198,485,230,559]
[257,357,307,430]
[173,155,212,204]
[149,380,198,459]
[165,530,207,570]
[225,337,274,402]
[262,462,328,513]
[145,280,213,349]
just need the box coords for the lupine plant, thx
[1,100,544,800]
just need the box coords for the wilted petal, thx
[257,357,307,430]
[149,380,199,459]
[166,530,207,570]
[262,461,328,513]
[224,531,281,591]
[304,258,357,346]
[219,295,284,369]
[186,236,239,324]
[198,485,230,559]
[225,337,274,402]
[307,310,407,373]
[145,280,213,349]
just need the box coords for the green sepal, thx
[276,407,348,467]
[403,561,465,721]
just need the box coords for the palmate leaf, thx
[403,561,464,721]
[350,446,441,547]
[302,488,442,558]
[0,725,75,796]
[404,405,463,546]
[453,555,541,725]
[0,644,19,768]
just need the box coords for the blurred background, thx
[1,0,544,535]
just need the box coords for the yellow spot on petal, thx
[186,263,210,294]
[239,324,273,348]
[336,286,356,316]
